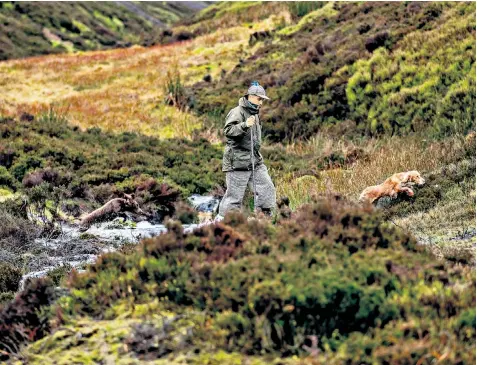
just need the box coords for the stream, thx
[19,194,220,288]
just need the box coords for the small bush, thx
[11,155,44,182]
[0,263,22,293]
[46,264,73,287]
[0,278,55,360]
[0,166,16,190]
[0,292,14,304]
[22,167,69,188]
[173,201,198,224]
[0,208,40,263]
[365,31,391,52]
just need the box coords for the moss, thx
[78,232,99,240]
[278,2,338,36]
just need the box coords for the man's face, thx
[248,94,264,106]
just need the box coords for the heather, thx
[0,2,208,60]
[0,1,474,363]
[1,200,474,363]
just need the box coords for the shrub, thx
[24,182,68,225]
[65,198,449,357]
[435,70,476,136]
[173,201,198,224]
[22,167,69,188]
[364,31,391,52]
[0,145,17,169]
[0,292,14,304]
[0,278,55,360]
[10,155,44,182]
[0,263,22,293]
[0,208,40,264]
[0,166,16,190]
[46,264,73,287]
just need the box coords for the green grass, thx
[278,2,338,36]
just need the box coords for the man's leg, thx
[218,170,251,217]
[248,164,276,216]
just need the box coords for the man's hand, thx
[245,116,255,127]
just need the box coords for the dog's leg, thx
[397,184,414,197]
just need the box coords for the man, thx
[216,81,276,220]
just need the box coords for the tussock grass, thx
[0,10,279,139]
[276,132,475,264]
[276,134,466,208]
[393,169,475,264]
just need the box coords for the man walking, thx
[216,81,276,220]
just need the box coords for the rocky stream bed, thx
[14,195,220,289]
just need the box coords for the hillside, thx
[188,1,476,141]
[0,2,474,141]
[0,2,475,364]
[0,1,209,60]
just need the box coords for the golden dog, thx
[359,170,425,204]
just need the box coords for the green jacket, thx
[222,97,264,172]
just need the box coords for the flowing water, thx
[19,195,220,288]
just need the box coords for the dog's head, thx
[120,193,145,214]
[405,171,425,186]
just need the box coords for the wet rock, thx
[187,194,219,213]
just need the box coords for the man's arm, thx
[223,109,249,138]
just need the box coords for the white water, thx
[19,195,220,288]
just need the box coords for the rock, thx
[187,194,219,213]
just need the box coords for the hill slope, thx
[0,3,475,363]
[0,1,209,60]
[189,1,476,141]
[0,2,473,142]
